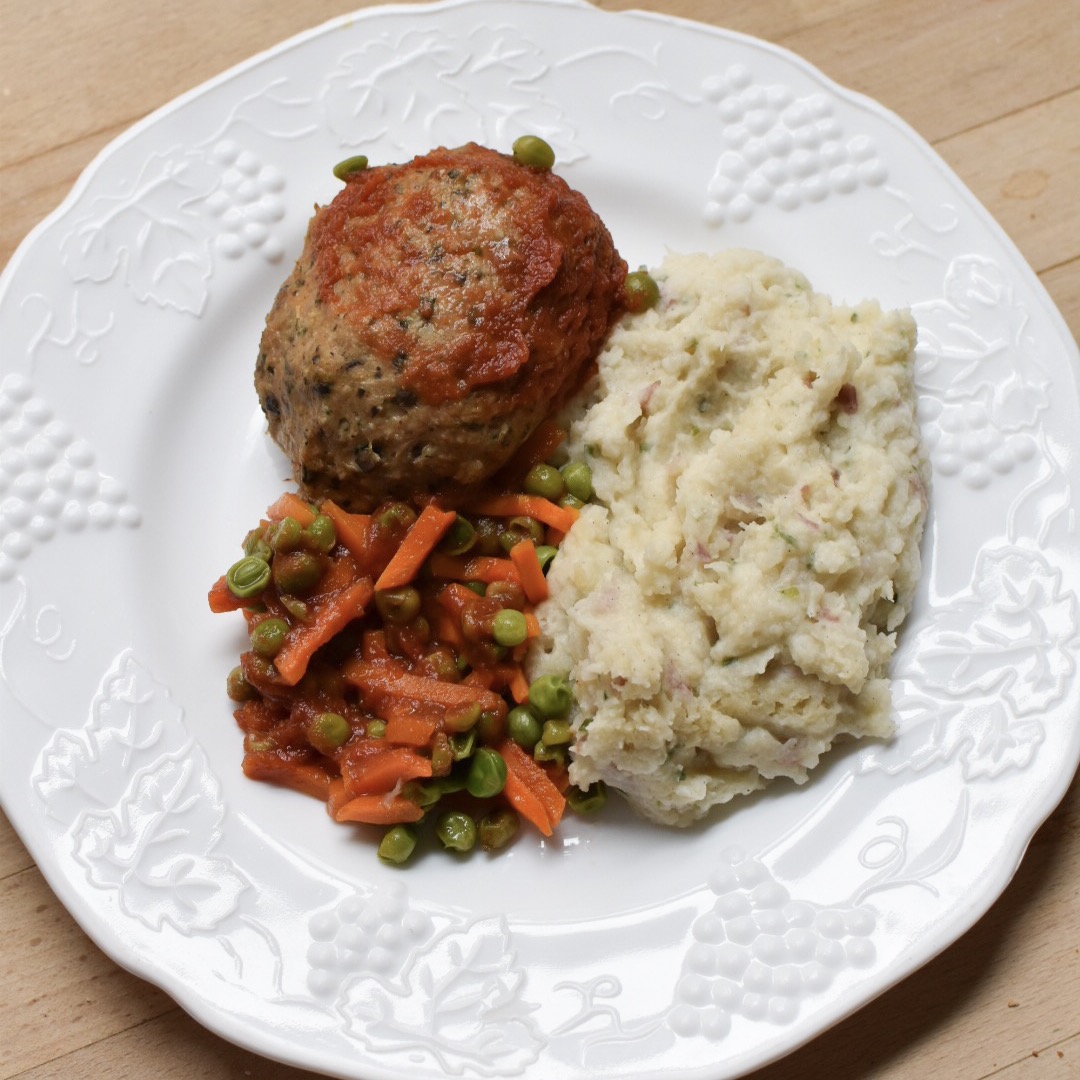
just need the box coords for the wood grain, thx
[1,0,1078,1078]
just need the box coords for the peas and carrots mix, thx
[208,426,607,862]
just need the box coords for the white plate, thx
[2,2,1078,1077]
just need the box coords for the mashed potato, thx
[529,249,929,825]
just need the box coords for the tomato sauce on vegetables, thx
[209,430,605,862]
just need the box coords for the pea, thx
[307,712,351,754]
[226,665,256,702]
[475,709,505,743]
[507,705,542,750]
[366,719,387,739]
[435,810,477,853]
[567,780,608,814]
[449,730,477,761]
[464,581,487,596]
[528,673,572,719]
[624,268,660,313]
[444,700,482,733]
[273,550,324,595]
[560,461,593,502]
[378,824,417,864]
[523,463,565,500]
[491,608,528,647]
[533,740,567,766]
[250,617,289,658]
[498,516,545,553]
[484,580,525,609]
[226,555,270,599]
[333,154,369,181]
[422,647,461,683]
[302,514,337,554]
[511,134,555,170]
[478,808,519,851]
[438,515,476,556]
[542,718,573,746]
[535,545,558,573]
[430,733,453,776]
[560,493,585,511]
[268,516,303,553]
[375,586,422,624]
[377,501,416,532]
[243,527,273,562]
[466,747,508,798]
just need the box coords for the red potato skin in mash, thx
[255,143,627,510]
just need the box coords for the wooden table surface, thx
[2,1,1078,1077]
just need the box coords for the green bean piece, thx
[366,719,387,739]
[567,780,608,814]
[268,516,303,553]
[507,705,543,750]
[444,700,482,733]
[560,461,593,502]
[307,711,351,754]
[435,810,477,853]
[273,551,325,596]
[478,808,520,851]
[542,718,573,746]
[449,730,477,761]
[465,747,508,798]
[491,608,528,647]
[438,515,476,555]
[333,154,369,181]
[523,462,565,500]
[528,673,572,719]
[302,514,337,554]
[377,824,417,864]
[226,665,256,702]
[250,617,290,658]
[624,268,661,313]
[511,134,555,170]
[226,555,271,599]
[534,545,558,573]
[375,585,422,624]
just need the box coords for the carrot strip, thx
[241,752,333,800]
[505,666,531,704]
[509,539,549,603]
[345,661,507,715]
[342,747,433,793]
[468,493,579,534]
[208,574,248,613]
[375,505,458,591]
[498,739,566,835]
[332,794,425,825]
[274,578,374,685]
[267,492,317,527]
[383,714,440,747]
[524,611,541,638]
[321,500,373,562]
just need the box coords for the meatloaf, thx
[255,143,627,510]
